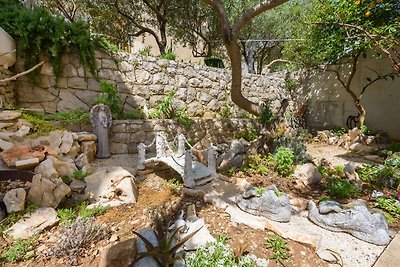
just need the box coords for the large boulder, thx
[293,163,322,186]
[3,188,26,213]
[235,186,291,222]
[308,201,390,246]
[85,167,138,207]
[4,207,58,239]
[0,145,47,167]
[27,174,71,208]
[34,158,58,179]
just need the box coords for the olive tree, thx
[200,0,289,116]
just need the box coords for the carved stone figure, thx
[90,104,112,158]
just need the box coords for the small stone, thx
[70,179,86,193]
[0,138,14,151]
[60,131,74,154]
[110,234,119,242]
[74,132,97,142]
[3,188,26,213]
[34,158,58,179]
[0,110,21,121]
[15,158,40,170]
[293,163,322,186]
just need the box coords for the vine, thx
[0,0,99,80]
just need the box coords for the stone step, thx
[373,232,400,267]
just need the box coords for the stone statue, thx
[90,104,112,158]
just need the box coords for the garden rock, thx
[349,142,375,154]
[48,130,63,151]
[69,179,86,193]
[4,207,58,239]
[15,157,40,170]
[52,156,78,178]
[3,188,26,213]
[0,110,21,121]
[85,166,138,207]
[81,141,96,162]
[217,139,246,171]
[344,162,360,182]
[75,153,89,170]
[74,132,97,142]
[0,138,14,151]
[134,227,158,267]
[34,158,58,179]
[293,163,322,186]
[27,174,71,208]
[0,145,47,167]
[308,201,390,246]
[99,238,136,267]
[179,218,215,250]
[60,131,74,154]
[235,187,291,222]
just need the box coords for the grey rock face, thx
[236,188,291,222]
[308,201,390,246]
[293,163,322,186]
[134,228,159,267]
[4,207,59,239]
[3,188,26,213]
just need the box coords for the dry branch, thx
[0,61,45,83]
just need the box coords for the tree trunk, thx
[225,40,262,116]
[355,100,366,126]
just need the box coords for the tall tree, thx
[200,0,289,116]
[285,0,400,126]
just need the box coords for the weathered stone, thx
[57,91,89,111]
[68,78,87,90]
[293,163,322,186]
[35,158,58,179]
[308,201,390,246]
[15,157,40,170]
[60,131,74,154]
[110,143,128,154]
[0,146,46,167]
[75,153,89,170]
[18,86,56,103]
[344,162,360,182]
[81,141,97,162]
[85,166,138,207]
[4,207,58,239]
[27,174,71,208]
[236,188,291,222]
[74,132,97,142]
[134,228,159,267]
[52,157,78,178]
[0,110,21,121]
[3,188,26,213]
[99,238,136,267]
[178,218,215,250]
[69,179,86,193]
[0,138,14,151]
[48,130,64,150]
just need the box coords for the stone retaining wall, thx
[15,51,290,117]
[0,67,16,108]
[67,118,260,154]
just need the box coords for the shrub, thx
[374,197,400,218]
[270,147,295,177]
[258,101,274,127]
[95,82,122,119]
[73,170,87,181]
[138,46,152,56]
[150,90,192,128]
[234,130,258,142]
[242,155,269,176]
[274,136,308,164]
[43,110,90,126]
[122,109,145,120]
[265,235,291,266]
[0,0,97,80]
[324,178,359,199]
[157,47,176,60]
[0,236,37,264]
[20,112,60,138]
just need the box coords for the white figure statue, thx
[90,104,112,158]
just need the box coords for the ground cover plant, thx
[265,235,291,266]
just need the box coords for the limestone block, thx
[70,179,86,193]
[135,70,152,84]
[293,163,323,186]
[125,95,146,109]
[18,86,57,103]
[88,78,101,91]
[74,132,97,142]
[3,188,26,213]
[0,110,21,121]
[0,145,46,167]
[57,90,89,111]
[4,207,58,239]
[34,158,58,179]
[27,174,71,208]
[152,73,168,85]
[118,61,134,72]
[15,157,40,170]
[60,131,74,154]
[102,59,118,69]
[67,77,87,89]
[52,157,78,178]
[112,133,131,143]
[63,64,78,77]
[85,166,138,206]
[98,69,114,80]
[81,141,97,162]
[99,238,136,267]
[110,143,128,154]
[74,90,98,106]
[0,138,14,151]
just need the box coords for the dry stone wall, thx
[15,51,290,117]
[0,67,16,108]
[66,118,260,154]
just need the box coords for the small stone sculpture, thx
[90,104,112,158]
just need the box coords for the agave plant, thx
[133,221,202,267]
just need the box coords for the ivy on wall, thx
[0,0,101,80]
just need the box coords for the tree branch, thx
[232,0,288,39]
[0,61,45,84]
[200,0,231,41]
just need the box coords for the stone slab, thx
[373,232,400,267]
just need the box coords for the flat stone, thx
[99,238,136,267]
[34,158,58,179]
[74,132,97,142]
[70,179,86,193]
[60,131,74,154]
[293,163,322,186]
[3,188,26,213]
[0,110,21,121]
[4,207,59,239]
[374,231,400,267]
[0,138,15,151]
[0,122,15,129]
[15,157,40,170]
[0,146,47,167]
